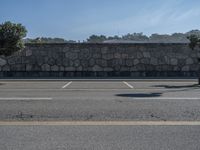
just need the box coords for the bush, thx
[187,34,200,50]
[0,21,27,56]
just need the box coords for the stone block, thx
[41,64,50,71]
[133,59,140,65]
[140,58,150,64]
[63,59,69,67]
[182,65,190,71]
[150,58,158,65]
[51,53,60,60]
[89,59,95,67]
[65,67,75,71]
[92,65,103,71]
[0,58,7,66]
[76,66,83,71]
[92,53,101,59]
[101,47,108,54]
[73,59,80,67]
[114,65,121,71]
[173,66,181,71]
[26,49,32,56]
[130,66,137,71]
[79,49,91,59]
[120,67,130,71]
[69,60,74,66]
[178,59,186,66]
[26,64,32,71]
[69,53,78,60]
[2,65,10,71]
[109,59,123,66]
[126,59,133,66]
[21,56,31,64]
[162,65,174,71]
[63,46,70,52]
[186,58,193,65]
[65,52,71,58]
[136,52,143,59]
[56,58,63,66]
[31,65,41,71]
[60,66,65,71]
[102,53,113,60]
[114,53,121,59]
[51,65,59,71]
[81,60,89,67]
[96,59,107,67]
[47,58,56,66]
[143,52,151,58]
[158,58,166,65]
[146,65,155,71]
[104,67,114,71]
[36,56,45,65]
[121,54,129,59]
[170,58,178,65]
[10,64,26,71]
[189,64,199,71]
[135,64,146,71]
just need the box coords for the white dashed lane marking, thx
[123,81,134,89]
[0,98,52,100]
[62,81,72,89]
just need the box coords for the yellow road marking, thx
[0,121,200,126]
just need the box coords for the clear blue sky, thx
[0,0,200,41]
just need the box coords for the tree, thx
[122,33,149,41]
[187,34,200,50]
[25,37,76,43]
[87,35,107,43]
[187,34,200,84]
[0,21,27,56]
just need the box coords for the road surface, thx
[0,79,200,150]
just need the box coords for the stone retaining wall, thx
[0,43,199,78]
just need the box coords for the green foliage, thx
[25,37,76,43]
[87,35,107,43]
[122,33,149,41]
[86,30,200,43]
[26,37,75,43]
[0,21,27,56]
[187,34,200,50]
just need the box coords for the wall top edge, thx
[25,42,189,46]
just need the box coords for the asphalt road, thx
[0,80,199,121]
[0,79,200,149]
[0,126,200,150]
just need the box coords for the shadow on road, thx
[116,84,200,98]
[153,84,200,89]
[116,93,162,98]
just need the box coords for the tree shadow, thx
[153,84,200,89]
[0,83,5,86]
[116,83,200,98]
[116,93,162,98]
